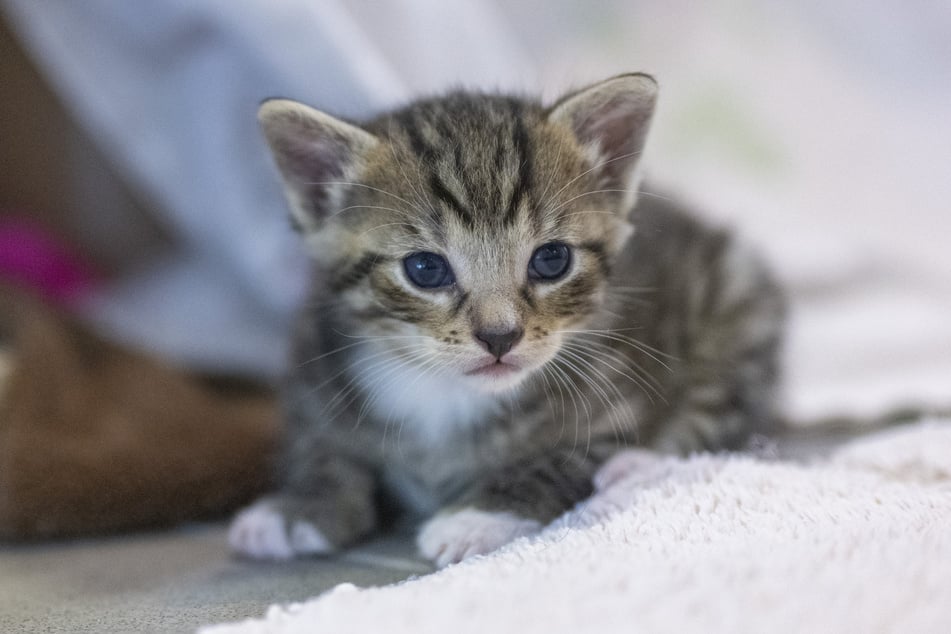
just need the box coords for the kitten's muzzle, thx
[474,327,524,359]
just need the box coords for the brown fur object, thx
[0,286,279,540]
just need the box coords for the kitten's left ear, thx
[258,99,379,233]
[547,73,658,209]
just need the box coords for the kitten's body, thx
[230,75,785,566]
[284,196,780,516]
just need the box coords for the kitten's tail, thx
[768,405,951,459]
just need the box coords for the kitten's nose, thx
[474,327,524,359]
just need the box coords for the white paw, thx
[417,507,542,568]
[593,449,667,492]
[228,500,333,560]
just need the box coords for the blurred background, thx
[2,0,949,423]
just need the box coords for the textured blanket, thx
[202,419,951,634]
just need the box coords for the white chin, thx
[468,371,528,393]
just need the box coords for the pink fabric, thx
[0,216,99,307]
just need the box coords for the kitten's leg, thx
[653,241,785,454]
[229,454,377,560]
[417,449,605,567]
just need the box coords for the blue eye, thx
[529,243,572,281]
[403,252,455,288]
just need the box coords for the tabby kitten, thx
[229,74,785,567]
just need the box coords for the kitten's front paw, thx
[593,448,666,491]
[228,499,334,560]
[417,507,542,568]
[593,448,675,494]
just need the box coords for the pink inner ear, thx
[577,103,648,184]
[557,82,655,187]
[274,131,349,188]
[597,106,641,153]
[549,73,657,190]
[265,123,358,226]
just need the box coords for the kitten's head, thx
[260,74,657,393]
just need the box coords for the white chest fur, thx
[350,344,504,513]
[351,348,500,447]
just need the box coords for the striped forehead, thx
[373,94,539,234]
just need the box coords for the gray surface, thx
[0,524,428,634]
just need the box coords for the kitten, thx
[229,74,785,567]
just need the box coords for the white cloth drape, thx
[0,0,535,377]
[3,0,949,419]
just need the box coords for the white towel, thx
[202,419,951,634]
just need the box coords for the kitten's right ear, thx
[547,73,658,211]
[258,99,378,232]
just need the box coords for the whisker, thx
[328,204,415,221]
[561,340,665,405]
[559,329,678,368]
[543,150,642,211]
[536,365,567,446]
[546,359,585,461]
[317,344,429,417]
[636,189,676,203]
[311,342,423,394]
[389,354,452,457]
[359,348,436,438]
[358,222,421,238]
[557,347,637,446]
[372,349,452,455]
[340,347,435,430]
[301,181,418,208]
[550,188,637,214]
[297,339,368,367]
[561,209,618,219]
[563,338,666,391]
[549,354,597,460]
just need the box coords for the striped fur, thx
[231,75,786,564]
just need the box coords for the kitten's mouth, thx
[464,360,520,378]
